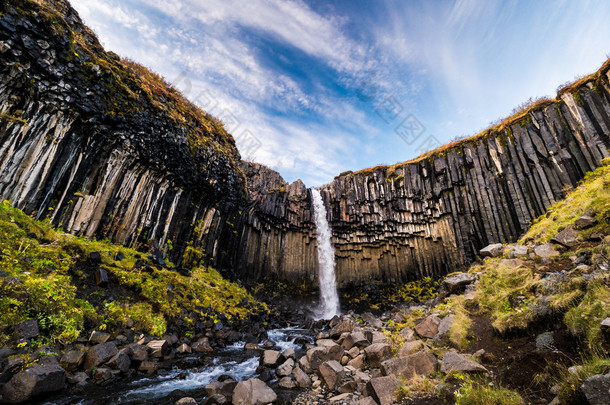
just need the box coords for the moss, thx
[0,113,27,126]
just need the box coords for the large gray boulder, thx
[575,215,597,229]
[442,273,475,294]
[551,226,578,248]
[261,350,281,367]
[479,243,504,258]
[83,342,118,370]
[1,364,66,403]
[580,373,610,405]
[440,352,487,373]
[232,378,277,405]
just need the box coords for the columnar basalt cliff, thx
[2,0,610,289]
[0,0,246,269]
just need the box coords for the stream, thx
[41,327,314,405]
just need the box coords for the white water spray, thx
[311,189,340,319]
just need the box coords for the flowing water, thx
[311,189,340,320]
[41,327,313,405]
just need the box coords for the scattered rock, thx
[367,375,401,405]
[399,327,415,341]
[601,318,610,334]
[147,340,168,358]
[508,245,529,258]
[278,376,296,389]
[94,268,108,287]
[175,398,198,405]
[479,243,504,258]
[353,397,377,405]
[177,343,192,354]
[398,340,426,356]
[329,318,357,338]
[319,360,344,390]
[306,347,329,371]
[107,351,131,373]
[536,332,554,351]
[433,314,454,343]
[415,315,441,338]
[276,358,294,376]
[440,352,487,374]
[341,331,369,350]
[138,360,158,373]
[1,364,66,403]
[575,215,597,229]
[261,350,281,367]
[293,365,312,388]
[92,367,113,384]
[381,351,437,378]
[534,243,560,259]
[442,273,475,294]
[232,378,277,405]
[203,394,227,404]
[347,354,366,370]
[59,349,86,372]
[83,342,118,370]
[551,226,579,248]
[316,339,344,362]
[89,330,111,345]
[361,312,383,329]
[364,343,392,368]
[14,319,39,340]
[580,373,610,405]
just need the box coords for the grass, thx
[455,378,526,405]
[446,295,473,350]
[553,350,610,403]
[564,283,610,352]
[0,201,267,344]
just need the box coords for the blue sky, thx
[70,0,610,187]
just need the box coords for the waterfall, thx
[311,189,340,319]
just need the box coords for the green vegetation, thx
[344,276,440,310]
[455,378,525,405]
[0,201,267,344]
[0,113,27,126]
[554,351,610,403]
[564,283,610,352]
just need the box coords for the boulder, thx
[14,319,39,340]
[107,351,131,373]
[479,243,504,258]
[381,351,437,378]
[433,314,454,342]
[601,318,610,334]
[276,358,294,376]
[89,330,111,345]
[534,243,559,259]
[508,245,529,258]
[580,373,610,405]
[306,347,329,370]
[83,342,118,370]
[415,315,441,339]
[399,327,415,341]
[361,312,383,329]
[442,273,475,294]
[124,343,148,362]
[347,354,366,370]
[366,330,388,344]
[364,343,392,368]
[293,365,312,388]
[147,340,169,358]
[575,215,597,229]
[319,360,344,390]
[92,367,113,384]
[261,350,281,367]
[175,398,198,405]
[551,226,579,248]
[367,375,401,405]
[232,378,277,405]
[59,349,86,372]
[398,340,426,356]
[353,397,377,405]
[278,376,296,389]
[1,364,66,403]
[329,318,357,338]
[138,360,158,372]
[316,339,344,361]
[280,348,295,361]
[203,394,227,404]
[440,352,487,374]
[341,331,369,350]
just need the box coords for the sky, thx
[70,0,610,187]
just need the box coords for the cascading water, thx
[311,189,340,319]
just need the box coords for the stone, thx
[306,347,329,370]
[398,340,426,356]
[206,381,226,396]
[177,343,192,354]
[382,351,437,378]
[329,318,357,338]
[276,358,294,376]
[440,352,487,374]
[534,243,560,259]
[508,245,529,258]
[399,327,415,341]
[298,355,312,374]
[364,343,392,368]
[367,375,401,405]
[83,342,118,370]
[347,354,366,370]
[232,378,277,405]
[203,394,228,404]
[278,376,296,389]
[1,364,66,403]
[580,374,610,405]
[175,398,198,405]
[193,337,214,353]
[362,312,383,328]
[367,331,388,344]
[575,215,597,229]
[479,243,504,258]
[261,350,281,367]
[329,393,350,402]
[293,365,312,388]
[14,319,39,339]
[442,273,476,294]
[138,360,158,372]
[281,348,295,361]
[59,349,86,372]
[341,331,369,350]
[90,251,102,263]
[107,351,131,373]
[67,371,88,385]
[415,315,441,338]
[346,346,360,358]
[319,360,344,390]
[316,339,344,361]
[244,343,264,353]
[338,380,357,393]
[147,340,169,358]
[89,330,111,345]
[551,226,579,248]
[353,397,377,405]
[92,367,113,384]
[536,332,554,351]
[94,268,108,286]
[601,318,610,334]
[433,314,454,342]
[125,343,148,362]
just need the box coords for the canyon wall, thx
[2,0,610,289]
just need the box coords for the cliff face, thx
[2,0,610,289]
[0,0,245,267]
